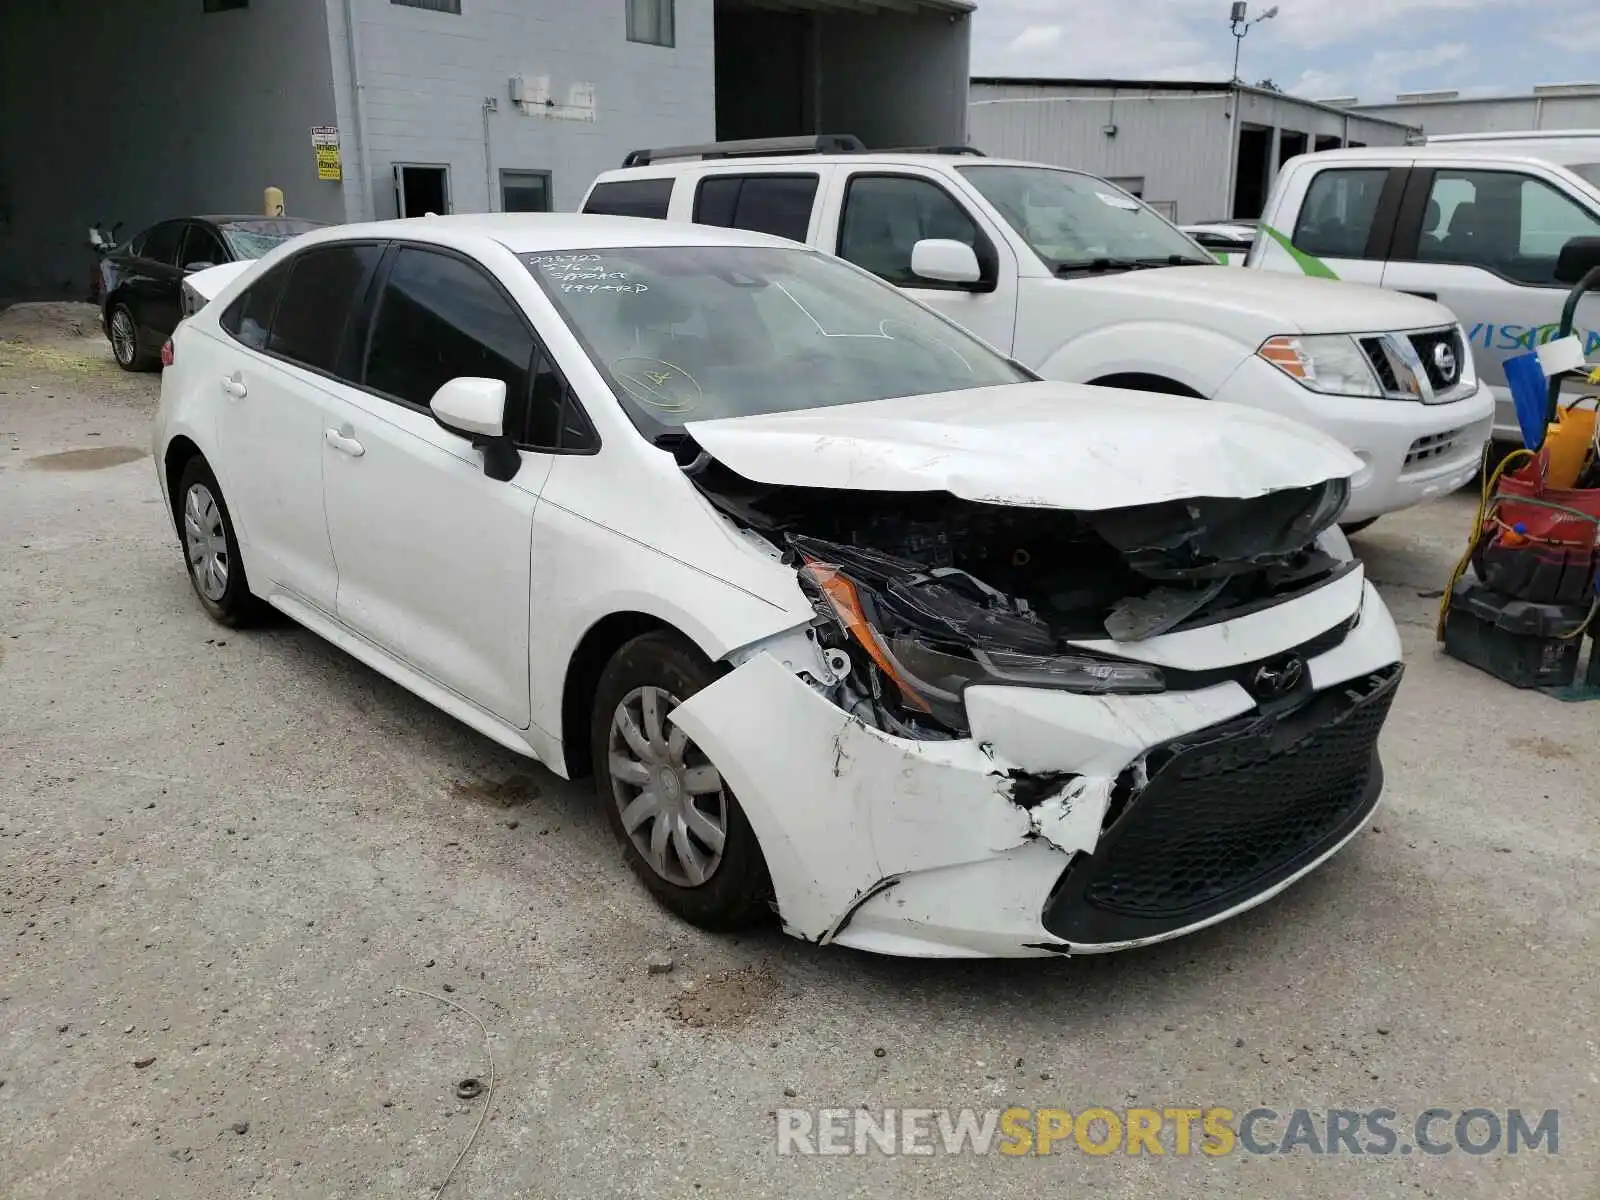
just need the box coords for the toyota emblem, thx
[1433,341,1458,383]
[1251,657,1305,698]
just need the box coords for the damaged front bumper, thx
[668,573,1402,959]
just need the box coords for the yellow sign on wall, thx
[311,126,342,182]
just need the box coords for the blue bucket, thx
[1504,351,1551,450]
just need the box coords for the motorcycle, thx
[86,220,123,304]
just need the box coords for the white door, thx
[1261,163,1404,289]
[208,253,357,612]
[321,244,553,728]
[827,169,1020,353]
[1380,165,1600,437]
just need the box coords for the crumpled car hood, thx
[684,381,1360,510]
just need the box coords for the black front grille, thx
[1041,666,1401,946]
[1360,338,1401,392]
[1409,327,1465,394]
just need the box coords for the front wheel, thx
[590,632,772,931]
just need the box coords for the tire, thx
[590,632,773,931]
[1341,517,1380,536]
[107,302,156,372]
[175,457,264,627]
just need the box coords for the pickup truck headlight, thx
[1258,333,1409,399]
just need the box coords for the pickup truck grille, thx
[1409,327,1467,395]
[1356,326,1470,404]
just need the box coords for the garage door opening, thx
[713,0,974,150]
[394,165,450,218]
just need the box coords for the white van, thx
[582,138,1491,528]
[1250,131,1600,441]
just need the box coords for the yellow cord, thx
[1436,446,1536,641]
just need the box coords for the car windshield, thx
[526,245,1027,437]
[218,218,325,260]
[958,165,1211,270]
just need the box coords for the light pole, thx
[1229,2,1278,84]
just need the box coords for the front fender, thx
[1031,320,1251,398]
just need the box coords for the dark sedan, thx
[96,215,325,370]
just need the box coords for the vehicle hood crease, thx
[684,382,1360,511]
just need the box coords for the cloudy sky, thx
[970,0,1600,104]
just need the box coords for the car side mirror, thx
[430,376,520,481]
[184,260,216,273]
[911,238,982,286]
[1554,235,1600,286]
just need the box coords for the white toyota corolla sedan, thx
[154,214,1404,958]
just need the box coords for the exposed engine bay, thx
[683,449,1352,739]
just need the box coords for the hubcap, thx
[607,686,728,888]
[110,309,135,365]
[183,483,229,602]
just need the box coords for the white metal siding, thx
[1355,94,1600,137]
[324,0,716,221]
[968,87,1235,223]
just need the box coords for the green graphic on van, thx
[1259,225,1340,280]
[1467,322,1600,355]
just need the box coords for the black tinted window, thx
[140,221,185,266]
[220,262,292,351]
[583,178,673,219]
[518,348,598,452]
[693,174,817,242]
[363,247,533,412]
[267,244,382,373]
[1293,169,1389,259]
[181,224,229,268]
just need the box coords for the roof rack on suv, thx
[877,144,987,156]
[621,134,867,167]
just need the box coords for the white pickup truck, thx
[581,138,1494,528]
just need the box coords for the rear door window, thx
[219,262,292,350]
[1292,168,1391,259]
[265,244,384,373]
[582,177,674,219]
[693,174,818,242]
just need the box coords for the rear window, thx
[139,221,185,266]
[219,218,326,260]
[220,262,292,350]
[693,174,817,242]
[582,178,674,219]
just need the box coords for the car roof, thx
[288,212,803,255]
[197,214,330,226]
[1288,143,1600,168]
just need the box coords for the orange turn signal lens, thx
[799,562,932,713]
[1258,335,1309,380]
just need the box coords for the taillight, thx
[160,339,174,367]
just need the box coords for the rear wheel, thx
[108,302,156,372]
[176,457,264,627]
[590,632,772,930]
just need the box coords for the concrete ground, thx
[1,306,1595,1199]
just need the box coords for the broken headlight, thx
[887,638,1164,701]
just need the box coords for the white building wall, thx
[325,0,716,221]
[968,85,1236,223]
[1354,93,1600,137]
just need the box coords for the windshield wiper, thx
[1057,254,1213,275]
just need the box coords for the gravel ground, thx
[1,305,1596,1198]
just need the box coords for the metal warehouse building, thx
[0,0,974,297]
[1353,82,1600,136]
[968,77,1415,226]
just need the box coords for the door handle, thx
[324,427,365,458]
[220,374,247,399]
